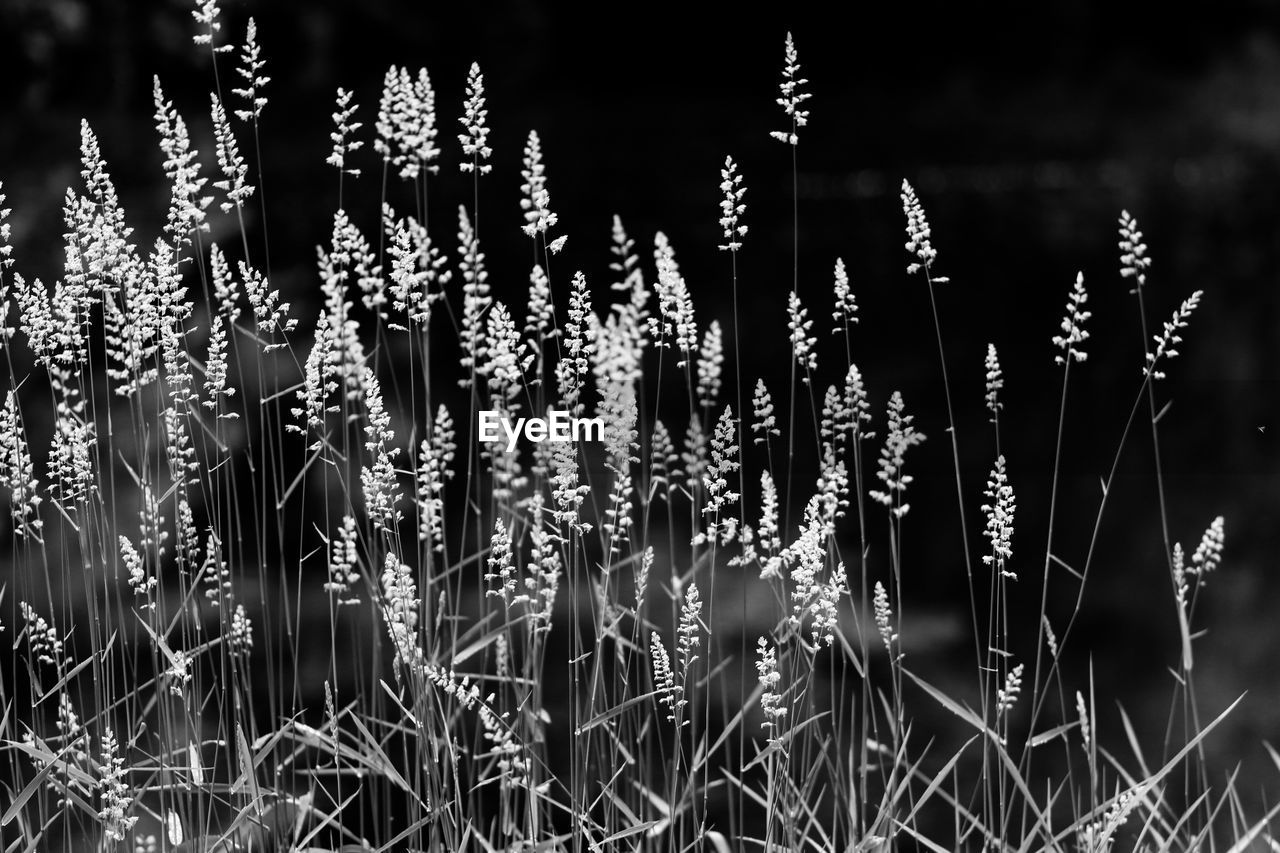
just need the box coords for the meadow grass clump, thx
[0,8,1271,853]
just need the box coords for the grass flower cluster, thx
[0,10,1265,853]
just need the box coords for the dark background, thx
[3,0,1280,823]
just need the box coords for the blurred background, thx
[2,0,1279,828]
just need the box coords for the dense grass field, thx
[0,5,1273,852]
